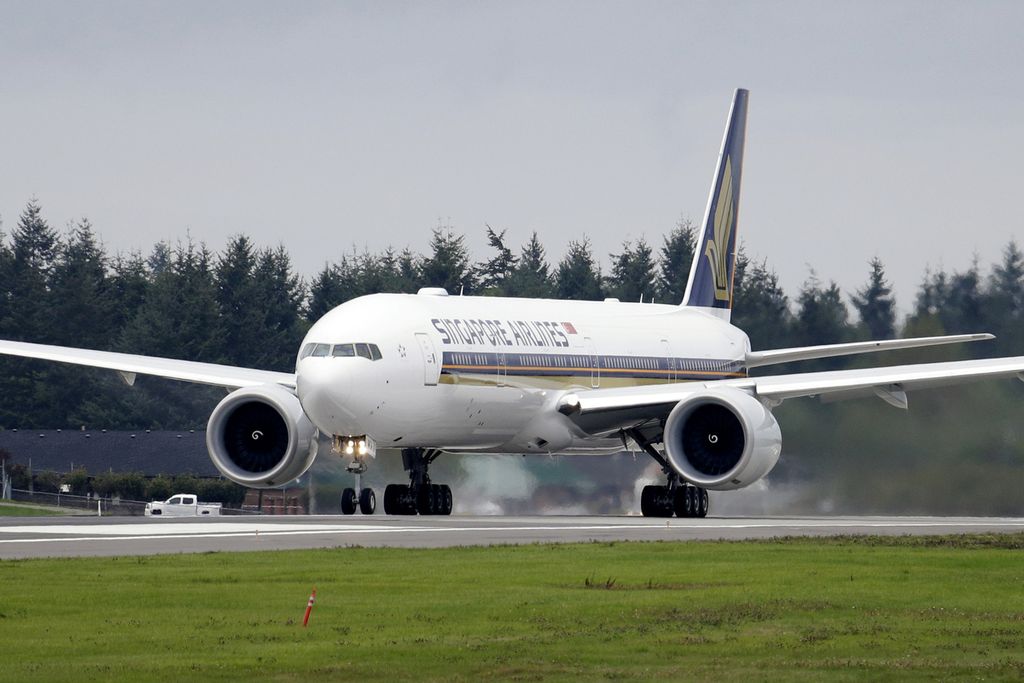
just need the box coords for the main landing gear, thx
[383,448,453,516]
[626,428,709,519]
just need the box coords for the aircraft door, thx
[584,336,599,388]
[661,339,676,382]
[415,332,441,386]
[496,352,507,387]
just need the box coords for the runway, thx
[2,514,1024,559]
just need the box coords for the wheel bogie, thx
[643,484,710,518]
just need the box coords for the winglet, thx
[682,88,748,319]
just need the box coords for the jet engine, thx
[662,387,782,491]
[206,384,318,488]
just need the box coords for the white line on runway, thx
[2,519,1024,545]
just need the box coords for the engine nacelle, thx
[206,384,318,488]
[663,387,782,491]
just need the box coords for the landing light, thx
[333,434,376,459]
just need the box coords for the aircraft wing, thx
[0,340,296,389]
[558,356,1024,433]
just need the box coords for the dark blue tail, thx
[682,89,748,318]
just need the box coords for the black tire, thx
[415,486,430,515]
[640,485,658,517]
[440,484,453,515]
[341,488,357,515]
[697,488,709,518]
[383,484,402,515]
[359,488,376,515]
[672,487,688,518]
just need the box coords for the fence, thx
[8,489,260,516]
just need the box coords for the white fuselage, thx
[294,292,750,454]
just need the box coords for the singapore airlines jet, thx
[2,89,1023,518]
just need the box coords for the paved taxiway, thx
[2,515,1024,559]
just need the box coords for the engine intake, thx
[206,384,318,488]
[663,387,782,491]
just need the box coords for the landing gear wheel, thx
[697,488,709,518]
[440,484,453,515]
[641,485,674,517]
[641,485,658,517]
[358,488,376,515]
[341,488,357,515]
[673,487,689,517]
[384,484,409,515]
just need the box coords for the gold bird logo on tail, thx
[704,156,735,302]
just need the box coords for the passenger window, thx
[169,497,182,505]
[332,344,356,357]
[355,343,372,360]
[299,343,316,359]
[369,344,382,361]
[311,343,331,357]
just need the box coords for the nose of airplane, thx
[295,359,352,433]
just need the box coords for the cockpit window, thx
[324,342,383,361]
[299,343,316,360]
[332,343,355,357]
[310,343,331,357]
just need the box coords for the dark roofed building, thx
[0,430,217,476]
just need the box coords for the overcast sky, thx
[2,1,1022,313]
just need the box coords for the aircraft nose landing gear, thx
[335,435,376,515]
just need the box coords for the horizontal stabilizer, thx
[744,334,993,368]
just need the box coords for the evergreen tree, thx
[3,200,58,342]
[657,218,696,304]
[732,254,793,351]
[0,202,59,428]
[49,219,114,349]
[913,267,949,321]
[394,248,421,293]
[147,241,172,275]
[215,235,261,367]
[120,239,221,362]
[555,239,603,301]
[941,259,985,335]
[374,247,421,294]
[985,241,1024,353]
[605,238,657,302]
[109,251,149,336]
[420,226,476,294]
[794,271,851,351]
[851,257,896,340]
[507,232,554,298]
[476,226,516,296]
[0,218,11,335]
[252,246,306,370]
[306,263,344,322]
[39,219,117,426]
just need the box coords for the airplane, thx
[2,88,1023,518]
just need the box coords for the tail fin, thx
[682,88,748,319]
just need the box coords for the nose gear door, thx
[415,332,441,386]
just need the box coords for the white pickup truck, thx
[145,494,222,517]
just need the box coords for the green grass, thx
[0,502,65,517]
[2,535,1024,681]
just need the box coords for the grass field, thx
[2,535,1024,681]
[0,502,65,517]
